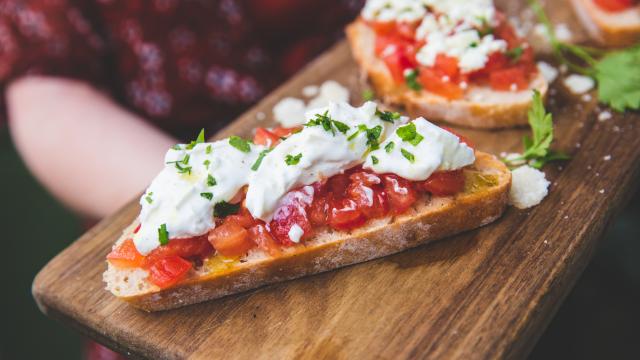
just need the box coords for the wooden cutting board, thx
[32,2,640,359]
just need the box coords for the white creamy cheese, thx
[509,165,550,209]
[288,224,304,243]
[361,0,427,22]
[134,140,263,255]
[246,101,391,221]
[273,97,306,128]
[537,61,559,83]
[272,80,350,128]
[363,118,475,181]
[563,74,595,95]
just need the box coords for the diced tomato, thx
[419,67,464,100]
[107,239,145,268]
[148,256,192,289]
[489,66,528,91]
[271,126,299,138]
[421,170,466,196]
[329,198,366,230]
[143,235,213,268]
[248,224,281,256]
[382,174,418,215]
[269,187,314,245]
[493,13,519,48]
[382,50,415,83]
[395,22,418,40]
[434,54,460,79]
[349,171,382,187]
[253,127,280,147]
[133,223,141,234]
[327,173,351,197]
[309,195,330,226]
[367,20,396,35]
[224,207,257,229]
[347,181,388,219]
[208,222,254,257]
[442,127,474,149]
[594,0,635,12]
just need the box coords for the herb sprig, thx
[305,111,350,135]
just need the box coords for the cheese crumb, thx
[598,111,612,122]
[563,74,595,95]
[273,97,307,128]
[509,165,550,209]
[272,80,350,127]
[603,155,611,161]
[302,85,319,98]
[288,224,304,243]
[537,61,558,83]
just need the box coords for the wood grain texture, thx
[32,1,640,359]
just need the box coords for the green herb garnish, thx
[203,159,210,169]
[214,201,240,217]
[200,192,213,201]
[305,111,350,135]
[385,141,395,153]
[371,156,379,165]
[405,69,422,91]
[207,174,217,187]
[186,129,206,150]
[375,109,401,123]
[145,192,153,204]
[362,89,375,101]
[251,149,271,171]
[285,153,302,166]
[506,46,523,62]
[158,224,169,246]
[401,148,415,163]
[396,122,424,146]
[206,144,212,154]
[229,136,251,153]
[366,125,383,150]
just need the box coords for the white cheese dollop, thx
[246,101,391,221]
[134,140,263,255]
[361,0,427,22]
[273,97,306,128]
[537,61,559,83]
[363,118,475,181]
[272,80,350,128]
[563,74,595,95]
[509,165,550,209]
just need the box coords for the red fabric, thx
[0,0,363,138]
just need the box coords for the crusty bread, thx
[345,20,549,129]
[104,152,511,312]
[570,0,640,47]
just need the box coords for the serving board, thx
[32,1,640,359]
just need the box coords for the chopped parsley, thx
[186,128,206,150]
[166,154,192,174]
[366,125,383,150]
[385,141,395,153]
[206,144,212,154]
[158,224,169,246]
[375,109,401,123]
[207,174,217,186]
[396,122,424,146]
[404,69,422,91]
[362,89,375,101]
[229,136,251,153]
[285,153,302,166]
[171,144,182,150]
[305,111,350,135]
[506,46,523,62]
[401,148,415,163]
[214,201,240,217]
[371,155,379,165]
[200,192,213,201]
[203,159,210,169]
[251,149,271,171]
[144,192,153,204]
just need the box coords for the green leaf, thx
[158,224,169,246]
[332,120,351,134]
[186,129,206,150]
[366,125,383,149]
[207,174,217,187]
[396,122,423,145]
[285,153,302,166]
[375,109,401,123]
[371,156,379,165]
[506,46,523,62]
[594,46,640,112]
[200,192,213,201]
[203,159,211,169]
[401,148,415,163]
[362,89,375,101]
[214,201,240,218]
[206,144,212,154]
[144,192,153,204]
[229,136,251,153]
[404,69,422,91]
[385,141,395,153]
[251,149,271,171]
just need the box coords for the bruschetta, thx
[570,0,640,47]
[346,0,548,129]
[104,101,511,311]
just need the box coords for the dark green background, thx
[0,129,638,359]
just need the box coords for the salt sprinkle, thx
[599,189,605,194]
[598,111,612,122]
[582,94,592,102]
[603,155,611,161]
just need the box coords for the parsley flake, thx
[371,156,379,165]
[362,89,375,101]
[404,69,422,91]
[385,141,395,153]
[200,192,213,201]
[506,46,523,62]
[203,159,211,169]
[396,123,424,146]
[251,149,271,171]
[158,224,169,246]
[401,148,415,163]
[207,174,217,187]
[214,201,240,217]
[206,144,212,154]
[305,111,350,135]
[375,109,401,123]
[186,129,206,150]
[229,136,251,153]
[285,153,302,166]
[144,192,153,204]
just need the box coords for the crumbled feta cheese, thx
[563,74,595,94]
[302,85,319,98]
[582,94,592,102]
[603,155,611,161]
[307,80,350,110]
[509,165,550,209]
[537,61,558,83]
[288,224,304,243]
[273,97,307,128]
[598,111,612,122]
[361,0,427,22]
[555,23,573,42]
[272,81,350,127]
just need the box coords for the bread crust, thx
[345,20,549,129]
[570,0,640,47]
[104,152,511,312]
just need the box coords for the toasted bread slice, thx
[104,152,510,312]
[345,20,549,129]
[570,0,640,47]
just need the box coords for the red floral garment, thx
[0,0,364,138]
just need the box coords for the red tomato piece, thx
[133,223,141,234]
[421,170,466,196]
[382,174,418,215]
[269,187,314,245]
[382,50,416,83]
[434,54,460,79]
[107,238,145,268]
[367,20,396,35]
[271,126,299,138]
[248,224,281,256]
[224,207,257,229]
[148,255,192,289]
[594,0,634,12]
[419,68,464,100]
[208,222,255,257]
[349,171,382,187]
[253,128,280,147]
[327,173,351,198]
[395,22,418,40]
[329,198,366,230]
[309,195,330,226]
[489,67,528,91]
[143,235,213,268]
[347,181,388,220]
